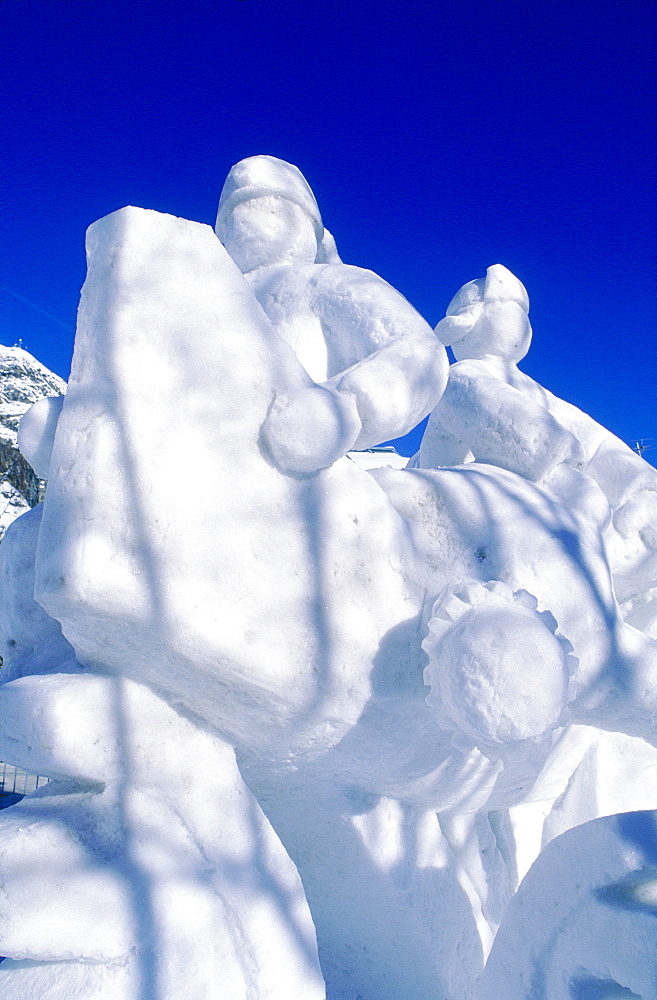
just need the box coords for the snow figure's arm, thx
[325,323,449,451]
[260,381,363,475]
[317,265,449,451]
[262,265,449,471]
[419,361,584,480]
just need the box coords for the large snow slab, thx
[34,207,419,759]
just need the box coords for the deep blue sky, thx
[1,0,655,460]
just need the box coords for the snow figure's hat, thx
[216,155,324,242]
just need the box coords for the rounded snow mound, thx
[422,580,576,747]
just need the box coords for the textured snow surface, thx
[0,505,74,681]
[422,264,657,628]
[0,604,323,998]
[0,160,656,999]
[423,581,573,745]
[0,346,66,450]
[478,810,657,1000]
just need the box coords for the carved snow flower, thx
[422,580,577,748]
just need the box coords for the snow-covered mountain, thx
[0,346,65,538]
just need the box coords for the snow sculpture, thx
[414,263,657,966]
[0,680,325,1000]
[17,394,64,481]
[0,164,655,1000]
[33,207,422,759]
[422,581,576,746]
[216,155,449,473]
[420,263,657,633]
[0,505,74,682]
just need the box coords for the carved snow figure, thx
[0,484,326,994]
[1,196,656,1000]
[216,154,450,473]
[414,263,657,952]
[419,263,657,634]
[212,167,657,993]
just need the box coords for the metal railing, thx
[0,762,49,809]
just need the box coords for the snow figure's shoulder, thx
[247,261,391,309]
[313,261,403,298]
[312,263,433,347]
[246,261,320,292]
[249,262,429,333]
[245,262,328,320]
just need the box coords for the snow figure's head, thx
[216,155,336,273]
[422,581,576,750]
[435,264,532,364]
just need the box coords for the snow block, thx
[34,207,419,760]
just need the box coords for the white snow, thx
[478,810,657,1000]
[347,447,408,471]
[17,393,64,479]
[0,505,74,681]
[423,263,657,623]
[33,206,421,760]
[0,158,655,999]
[0,345,66,538]
[0,570,324,997]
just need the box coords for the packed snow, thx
[17,393,64,481]
[0,155,655,999]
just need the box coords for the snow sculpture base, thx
[0,672,324,1000]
